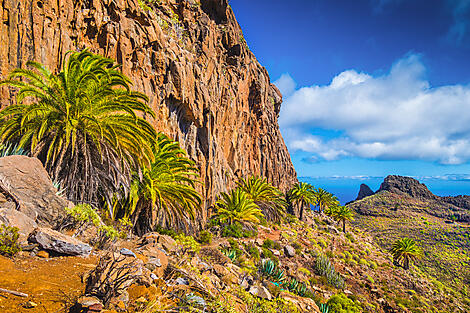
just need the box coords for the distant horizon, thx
[231,1,470,183]
[300,175,470,205]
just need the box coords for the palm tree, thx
[125,133,202,235]
[289,182,317,221]
[236,176,286,222]
[215,188,263,227]
[315,188,339,214]
[0,50,156,205]
[390,237,422,270]
[330,206,354,232]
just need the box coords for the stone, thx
[120,248,136,258]
[212,264,230,278]
[0,156,70,228]
[158,235,177,253]
[36,250,49,258]
[22,301,37,309]
[0,207,37,242]
[0,0,298,230]
[140,245,168,277]
[279,291,321,312]
[249,285,272,300]
[284,245,296,257]
[28,227,92,256]
[77,296,103,312]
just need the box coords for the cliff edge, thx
[0,0,297,222]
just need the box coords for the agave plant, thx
[284,278,299,292]
[318,303,330,313]
[295,282,308,297]
[0,142,27,157]
[260,259,276,276]
[315,253,345,289]
[222,248,238,262]
[236,176,287,222]
[272,267,286,283]
[0,50,156,205]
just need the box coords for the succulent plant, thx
[318,303,330,313]
[260,259,276,276]
[285,278,299,291]
[222,248,237,262]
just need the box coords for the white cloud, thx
[279,54,470,165]
[273,73,297,97]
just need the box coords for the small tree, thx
[390,237,422,270]
[288,182,316,221]
[330,206,354,232]
[215,188,263,227]
[236,176,286,222]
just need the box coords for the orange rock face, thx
[0,0,297,223]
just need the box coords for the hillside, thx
[0,0,297,223]
[347,175,470,308]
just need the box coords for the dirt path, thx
[0,254,96,313]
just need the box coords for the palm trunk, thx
[342,219,346,232]
[299,200,305,221]
[404,257,410,270]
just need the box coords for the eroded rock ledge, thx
[0,0,297,224]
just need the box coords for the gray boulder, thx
[28,227,92,256]
[284,245,296,257]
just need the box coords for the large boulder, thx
[28,227,92,256]
[0,207,37,241]
[0,155,70,229]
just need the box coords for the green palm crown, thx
[0,50,156,204]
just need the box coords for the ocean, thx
[300,176,470,205]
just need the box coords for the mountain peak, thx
[378,175,437,200]
[356,183,374,200]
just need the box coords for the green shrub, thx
[176,234,200,254]
[245,242,260,261]
[359,258,368,267]
[65,204,120,248]
[261,247,279,265]
[262,238,282,250]
[154,224,178,239]
[345,233,355,243]
[0,224,21,257]
[369,261,378,270]
[327,293,362,313]
[197,230,213,244]
[221,222,257,238]
[366,275,375,284]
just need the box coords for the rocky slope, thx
[0,0,297,223]
[348,175,470,306]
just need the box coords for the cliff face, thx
[0,0,297,222]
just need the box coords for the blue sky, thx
[230,0,470,197]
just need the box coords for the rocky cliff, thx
[377,175,437,201]
[0,0,297,222]
[355,183,374,201]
